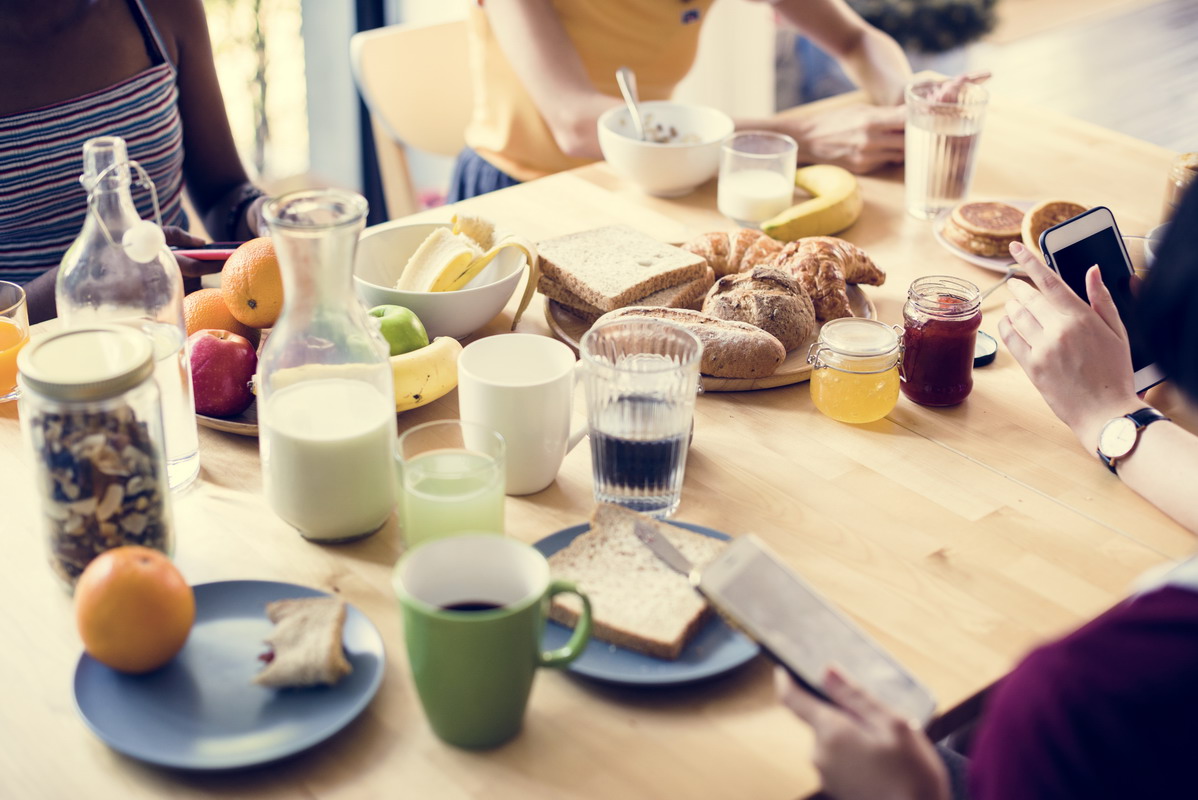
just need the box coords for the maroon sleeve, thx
[968,587,1198,800]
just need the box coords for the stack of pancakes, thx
[1021,200,1089,260]
[942,201,1025,257]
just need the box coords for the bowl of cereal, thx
[598,100,734,197]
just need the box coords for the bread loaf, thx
[540,267,715,323]
[594,306,786,379]
[682,228,783,277]
[548,504,727,660]
[538,225,708,312]
[701,267,816,351]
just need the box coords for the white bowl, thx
[354,222,526,340]
[598,101,735,197]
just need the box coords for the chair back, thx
[350,20,472,219]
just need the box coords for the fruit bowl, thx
[354,222,527,340]
[598,101,734,198]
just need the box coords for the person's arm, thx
[482,0,622,162]
[1001,242,1198,534]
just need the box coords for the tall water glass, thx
[0,282,29,402]
[397,420,506,549]
[904,79,989,220]
[580,319,702,518]
[718,131,797,227]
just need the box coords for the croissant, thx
[800,236,886,286]
[682,228,783,278]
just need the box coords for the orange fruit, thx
[74,546,195,674]
[221,237,283,329]
[183,288,260,347]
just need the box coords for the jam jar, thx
[808,318,902,424]
[18,325,174,589]
[900,276,982,406]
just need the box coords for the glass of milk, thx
[717,131,797,228]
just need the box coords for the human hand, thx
[788,103,905,174]
[999,242,1142,450]
[776,667,948,800]
[925,70,991,104]
[164,227,223,279]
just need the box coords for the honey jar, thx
[807,318,902,424]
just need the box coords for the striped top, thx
[0,0,187,284]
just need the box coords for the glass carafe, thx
[257,190,397,543]
[56,136,199,490]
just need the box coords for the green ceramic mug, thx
[393,534,592,749]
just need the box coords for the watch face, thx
[1099,417,1138,459]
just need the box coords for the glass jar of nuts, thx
[17,325,174,589]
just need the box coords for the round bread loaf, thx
[701,267,816,351]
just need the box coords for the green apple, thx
[369,304,429,356]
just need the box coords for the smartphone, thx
[1039,206,1163,392]
[698,535,937,726]
[170,242,244,261]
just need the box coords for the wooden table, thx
[1,93,1191,799]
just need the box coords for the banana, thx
[761,165,863,242]
[394,228,480,291]
[390,336,463,412]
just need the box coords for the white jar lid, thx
[18,325,153,402]
[818,318,899,357]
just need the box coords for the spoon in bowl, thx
[616,66,646,141]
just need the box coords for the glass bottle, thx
[257,190,397,543]
[808,318,902,424]
[18,325,174,590]
[900,276,982,406]
[56,136,199,490]
[1162,152,1197,223]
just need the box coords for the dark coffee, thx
[441,601,504,613]
[591,396,687,493]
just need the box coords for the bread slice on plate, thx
[539,267,715,323]
[254,597,353,688]
[538,225,708,313]
[548,504,728,660]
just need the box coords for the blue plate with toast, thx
[534,521,760,686]
[73,580,385,770]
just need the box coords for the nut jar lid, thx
[18,325,154,402]
[817,318,900,356]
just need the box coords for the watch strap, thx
[1097,407,1170,474]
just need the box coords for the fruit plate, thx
[196,399,258,437]
[545,285,875,392]
[73,580,385,770]
[533,521,760,686]
[931,199,1033,273]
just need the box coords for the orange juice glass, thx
[0,281,29,402]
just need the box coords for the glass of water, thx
[904,78,989,220]
[396,420,506,549]
[579,319,703,518]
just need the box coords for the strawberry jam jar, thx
[900,276,981,406]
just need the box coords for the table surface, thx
[1,91,1192,799]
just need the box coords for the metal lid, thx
[818,318,899,356]
[18,325,154,402]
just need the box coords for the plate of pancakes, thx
[934,199,1089,272]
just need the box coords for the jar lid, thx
[818,318,899,356]
[18,325,154,402]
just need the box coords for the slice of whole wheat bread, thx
[547,504,727,660]
[539,266,715,323]
[537,225,708,312]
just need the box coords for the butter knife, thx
[632,519,700,584]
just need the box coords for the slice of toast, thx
[254,597,353,688]
[539,266,715,323]
[548,504,727,660]
[537,226,708,313]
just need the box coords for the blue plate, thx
[534,521,760,686]
[73,580,385,770]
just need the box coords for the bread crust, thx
[594,306,787,379]
[701,267,816,351]
[539,267,715,323]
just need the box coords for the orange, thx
[221,237,283,329]
[183,288,261,347]
[74,546,195,674]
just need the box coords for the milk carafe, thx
[257,190,397,542]
[56,136,199,491]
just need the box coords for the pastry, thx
[254,597,353,688]
[773,236,881,321]
[701,267,817,351]
[682,228,784,277]
[942,201,1025,258]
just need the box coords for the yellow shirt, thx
[465,0,717,182]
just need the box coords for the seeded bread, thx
[594,306,787,379]
[540,267,715,323]
[254,597,353,688]
[538,225,708,312]
[548,504,727,660]
[701,267,816,351]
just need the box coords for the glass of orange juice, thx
[0,281,29,402]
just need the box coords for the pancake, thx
[1021,200,1088,261]
[944,201,1025,257]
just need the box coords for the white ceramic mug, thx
[457,335,586,495]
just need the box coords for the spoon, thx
[615,66,646,141]
[980,263,1020,300]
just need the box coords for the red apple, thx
[188,329,258,417]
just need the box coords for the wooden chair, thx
[350,20,472,220]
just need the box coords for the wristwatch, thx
[1096,407,1170,474]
